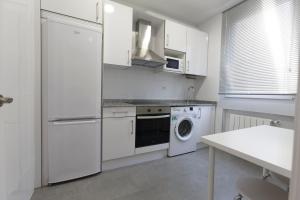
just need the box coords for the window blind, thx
[220,0,299,95]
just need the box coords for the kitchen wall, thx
[103,65,197,100]
[196,14,296,132]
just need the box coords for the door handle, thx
[0,95,13,107]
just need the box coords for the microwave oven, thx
[164,56,184,73]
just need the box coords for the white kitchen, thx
[1,0,300,200]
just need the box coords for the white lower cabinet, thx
[194,106,216,144]
[103,107,136,161]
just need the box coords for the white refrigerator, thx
[42,12,102,184]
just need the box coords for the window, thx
[220,0,299,95]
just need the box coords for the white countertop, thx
[201,125,294,178]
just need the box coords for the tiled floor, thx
[32,148,261,200]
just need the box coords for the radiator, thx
[228,114,272,131]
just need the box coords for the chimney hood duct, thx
[132,19,167,67]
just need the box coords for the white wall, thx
[103,65,196,100]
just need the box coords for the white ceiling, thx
[114,0,243,26]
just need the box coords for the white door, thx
[104,0,133,67]
[103,117,135,161]
[186,28,208,76]
[0,0,38,199]
[41,0,103,24]
[42,15,102,120]
[165,20,187,53]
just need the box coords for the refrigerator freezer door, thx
[43,18,102,120]
[48,119,101,183]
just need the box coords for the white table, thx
[201,125,294,200]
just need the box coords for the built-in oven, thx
[136,106,171,148]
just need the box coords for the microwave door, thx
[43,18,102,120]
[166,59,180,70]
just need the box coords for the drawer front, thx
[103,107,136,118]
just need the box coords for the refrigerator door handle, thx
[53,120,98,126]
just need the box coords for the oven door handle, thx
[137,115,170,120]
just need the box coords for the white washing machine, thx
[168,106,201,157]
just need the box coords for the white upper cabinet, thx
[165,20,187,53]
[104,0,133,67]
[41,0,103,24]
[186,27,208,76]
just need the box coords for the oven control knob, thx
[158,108,162,112]
[147,109,151,112]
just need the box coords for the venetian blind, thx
[220,0,299,95]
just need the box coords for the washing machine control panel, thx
[171,107,202,119]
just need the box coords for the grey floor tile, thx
[31,149,261,200]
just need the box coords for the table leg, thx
[208,146,215,200]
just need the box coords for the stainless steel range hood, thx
[132,19,167,67]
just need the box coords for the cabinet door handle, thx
[166,34,170,47]
[113,111,128,114]
[131,120,134,135]
[96,1,99,22]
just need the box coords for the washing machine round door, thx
[175,118,194,141]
